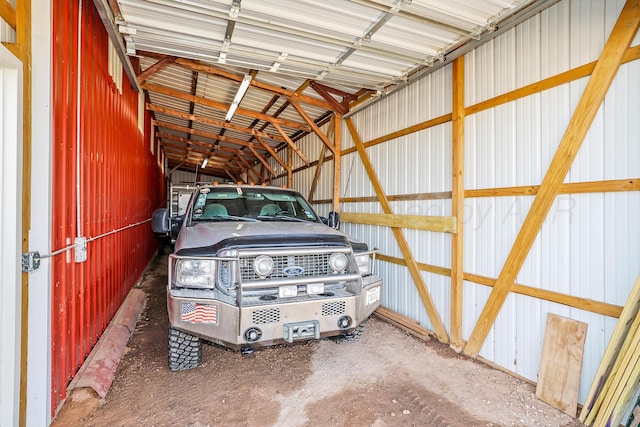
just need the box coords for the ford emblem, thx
[283,266,304,276]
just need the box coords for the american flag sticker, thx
[181,302,218,324]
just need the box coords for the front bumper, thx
[167,275,382,349]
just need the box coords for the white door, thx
[0,44,24,427]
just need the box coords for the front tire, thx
[168,326,201,371]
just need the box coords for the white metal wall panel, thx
[285,0,639,408]
[463,0,640,405]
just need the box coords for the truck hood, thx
[174,221,366,256]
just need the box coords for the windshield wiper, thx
[257,215,310,223]
[201,215,260,222]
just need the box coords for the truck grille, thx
[239,254,335,281]
[322,301,346,316]
[252,308,280,324]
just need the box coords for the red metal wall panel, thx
[51,0,164,413]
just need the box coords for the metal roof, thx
[97,0,545,178]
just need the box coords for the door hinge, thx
[21,251,41,272]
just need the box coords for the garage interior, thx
[1,0,639,425]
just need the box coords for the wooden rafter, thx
[155,121,272,155]
[310,81,356,115]
[140,81,311,132]
[170,56,334,111]
[147,103,284,143]
[225,168,240,183]
[254,135,289,171]
[289,99,336,154]
[272,122,310,165]
[137,56,176,83]
[0,0,16,29]
[248,145,277,177]
[450,56,465,351]
[308,117,336,202]
[236,153,261,183]
[346,118,449,343]
[464,0,640,356]
[157,132,248,158]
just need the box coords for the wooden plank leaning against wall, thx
[1,0,31,425]
[308,6,640,354]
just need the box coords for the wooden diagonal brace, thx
[346,118,449,343]
[464,0,640,356]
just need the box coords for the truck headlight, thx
[254,255,274,277]
[355,253,370,275]
[329,252,348,273]
[175,259,214,289]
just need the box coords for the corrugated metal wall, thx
[289,0,639,404]
[51,0,163,412]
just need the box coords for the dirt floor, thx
[52,247,583,427]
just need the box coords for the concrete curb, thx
[67,288,147,399]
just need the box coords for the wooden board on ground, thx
[374,306,432,341]
[536,313,588,417]
[580,275,640,423]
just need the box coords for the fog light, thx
[279,285,298,298]
[307,283,324,295]
[337,316,352,329]
[244,327,262,343]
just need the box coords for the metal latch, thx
[22,251,41,272]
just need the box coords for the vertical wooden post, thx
[346,118,449,342]
[287,146,292,188]
[464,0,640,356]
[450,56,465,351]
[333,114,341,212]
[10,0,33,424]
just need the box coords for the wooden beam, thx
[147,103,285,142]
[374,306,433,341]
[287,146,293,188]
[155,120,269,152]
[340,113,452,156]
[464,0,640,356]
[254,134,289,171]
[137,56,176,83]
[466,45,640,117]
[272,122,310,166]
[224,168,241,183]
[236,153,261,183]
[341,212,456,233]
[157,132,245,158]
[309,117,335,202]
[312,191,452,204]
[450,56,465,351]
[248,145,277,177]
[333,114,341,212]
[346,118,449,343]
[310,81,354,114]
[0,0,16,30]
[289,99,337,154]
[376,254,623,318]
[140,81,311,132]
[465,178,640,198]
[172,57,334,111]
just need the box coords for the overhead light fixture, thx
[202,158,208,168]
[225,74,252,121]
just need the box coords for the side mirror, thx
[327,211,340,229]
[152,208,170,233]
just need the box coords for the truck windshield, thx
[191,187,319,223]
